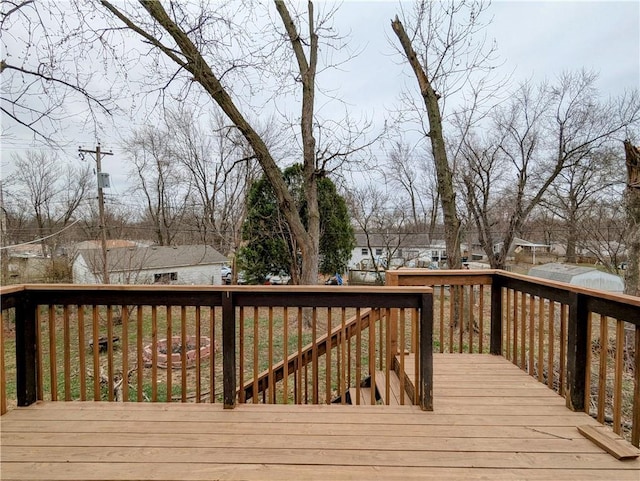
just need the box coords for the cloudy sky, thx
[1,0,639,190]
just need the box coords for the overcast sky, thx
[1,0,639,191]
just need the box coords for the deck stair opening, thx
[343,356,415,406]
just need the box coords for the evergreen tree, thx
[238,165,354,284]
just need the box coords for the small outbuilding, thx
[73,245,228,285]
[528,263,624,293]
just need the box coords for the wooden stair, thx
[374,369,413,405]
[347,387,375,405]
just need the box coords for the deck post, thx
[15,292,38,406]
[490,275,503,355]
[566,291,588,412]
[419,292,433,411]
[222,291,236,409]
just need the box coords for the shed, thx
[528,263,624,293]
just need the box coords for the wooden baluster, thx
[326,308,332,405]
[62,305,71,401]
[107,305,114,402]
[399,308,405,405]
[166,306,172,403]
[479,285,485,353]
[151,306,158,402]
[239,307,245,403]
[181,306,187,403]
[137,306,144,402]
[297,307,303,404]
[312,308,318,404]
[547,301,555,389]
[528,295,535,376]
[253,307,259,404]
[0,312,6,414]
[632,325,640,447]
[268,307,274,404]
[283,306,289,404]
[458,286,464,354]
[92,306,100,401]
[369,308,376,405]
[560,304,567,396]
[210,306,215,403]
[613,319,625,434]
[439,285,445,353]
[121,305,129,402]
[469,286,474,353]
[48,305,57,401]
[520,292,526,369]
[355,307,362,405]
[537,297,544,383]
[36,307,43,401]
[340,307,346,404]
[195,306,201,403]
[505,289,511,360]
[597,315,608,423]
[78,306,86,401]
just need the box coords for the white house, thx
[349,232,449,269]
[73,245,228,285]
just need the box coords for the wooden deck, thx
[1,354,639,480]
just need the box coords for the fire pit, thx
[143,335,212,369]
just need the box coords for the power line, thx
[0,219,81,250]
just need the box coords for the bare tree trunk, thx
[391,17,462,269]
[624,140,640,297]
[623,140,640,364]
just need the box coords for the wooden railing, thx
[387,269,640,447]
[0,284,433,413]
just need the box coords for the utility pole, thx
[79,144,113,284]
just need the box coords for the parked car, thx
[268,271,291,285]
[221,266,232,284]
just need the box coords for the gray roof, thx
[528,263,624,293]
[77,245,227,274]
[528,263,596,283]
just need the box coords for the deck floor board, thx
[1,354,638,480]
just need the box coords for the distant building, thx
[528,263,624,293]
[72,245,228,285]
[349,232,451,269]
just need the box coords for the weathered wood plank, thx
[3,463,640,481]
[578,425,640,460]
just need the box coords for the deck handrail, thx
[0,284,433,412]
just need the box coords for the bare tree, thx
[6,150,91,266]
[385,138,439,234]
[97,0,371,285]
[462,72,640,268]
[624,139,640,297]
[541,147,623,263]
[125,126,192,246]
[390,0,501,269]
[348,183,410,282]
[1,1,114,143]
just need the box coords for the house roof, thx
[528,263,624,292]
[77,245,227,274]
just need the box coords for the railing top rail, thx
[496,270,640,306]
[0,284,432,310]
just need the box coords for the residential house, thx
[349,232,449,270]
[73,245,228,285]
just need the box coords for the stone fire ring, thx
[143,335,213,369]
